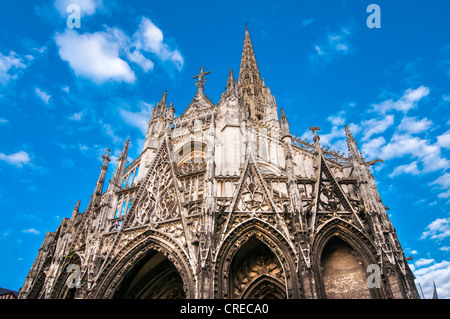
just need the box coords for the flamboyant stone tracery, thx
[19,27,418,300]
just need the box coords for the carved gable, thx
[129,140,182,227]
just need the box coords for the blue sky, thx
[0,0,449,298]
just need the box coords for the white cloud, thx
[389,161,420,178]
[119,102,153,135]
[415,258,435,267]
[0,151,31,167]
[327,112,346,126]
[398,116,432,134]
[127,49,154,72]
[421,217,450,240]
[372,86,430,114]
[431,173,450,190]
[54,0,102,16]
[104,26,154,73]
[361,136,386,159]
[55,19,184,83]
[374,133,450,173]
[413,260,450,299]
[133,17,184,70]
[69,111,83,121]
[437,130,450,149]
[0,51,27,85]
[0,118,8,124]
[101,121,122,144]
[35,87,51,104]
[361,115,395,141]
[431,173,450,199]
[22,228,40,235]
[311,26,353,63]
[319,126,345,145]
[314,45,324,56]
[55,29,136,84]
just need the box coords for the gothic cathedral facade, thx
[19,28,419,299]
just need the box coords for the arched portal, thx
[113,250,186,299]
[229,237,286,299]
[50,253,82,299]
[320,237,371,299]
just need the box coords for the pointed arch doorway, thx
[229,237,287,299]
[113,250,186,299]
[320,237,372,299]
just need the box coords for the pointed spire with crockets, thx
[238,27,262,94]
[345,124,364,163]
[89,148,111,209]
[280,108,290,136]
[238,26,265,121]
[153,90,167,119]
[71,200,81,219]
[110,139,130,189]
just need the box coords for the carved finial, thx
[102,148,111,163]
[227,69,234,84]
[280,108,287,122]
[71,200,81,219]
[119,139,130,161]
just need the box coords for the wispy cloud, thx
[398,116,432,134]
[119,102,153,135]
[371,86,430,114]
[421,217,450,240]
[389,161,420,178]
[22,228,40,235]
[134,17,184,71]
[302,18,315,27]
[69,111,84,121]
[35,87,51,104]
[0,51,27,85]
[360,115,395,141]
[310,26,353,64]
[431,173,450,199]
[437,130,450,149]
[0,151,31,167]
[375,133,449,173]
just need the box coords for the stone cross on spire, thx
[309,126,321,150]
[193,66,211,93]
[309,126,321,138]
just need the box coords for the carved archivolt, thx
[90,230,194,299]
[231,241,286,299]
[214,219,300,299]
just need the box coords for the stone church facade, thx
[19,28,419,299]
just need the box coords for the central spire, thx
[238,27,262,92]
[238,27,265,122]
